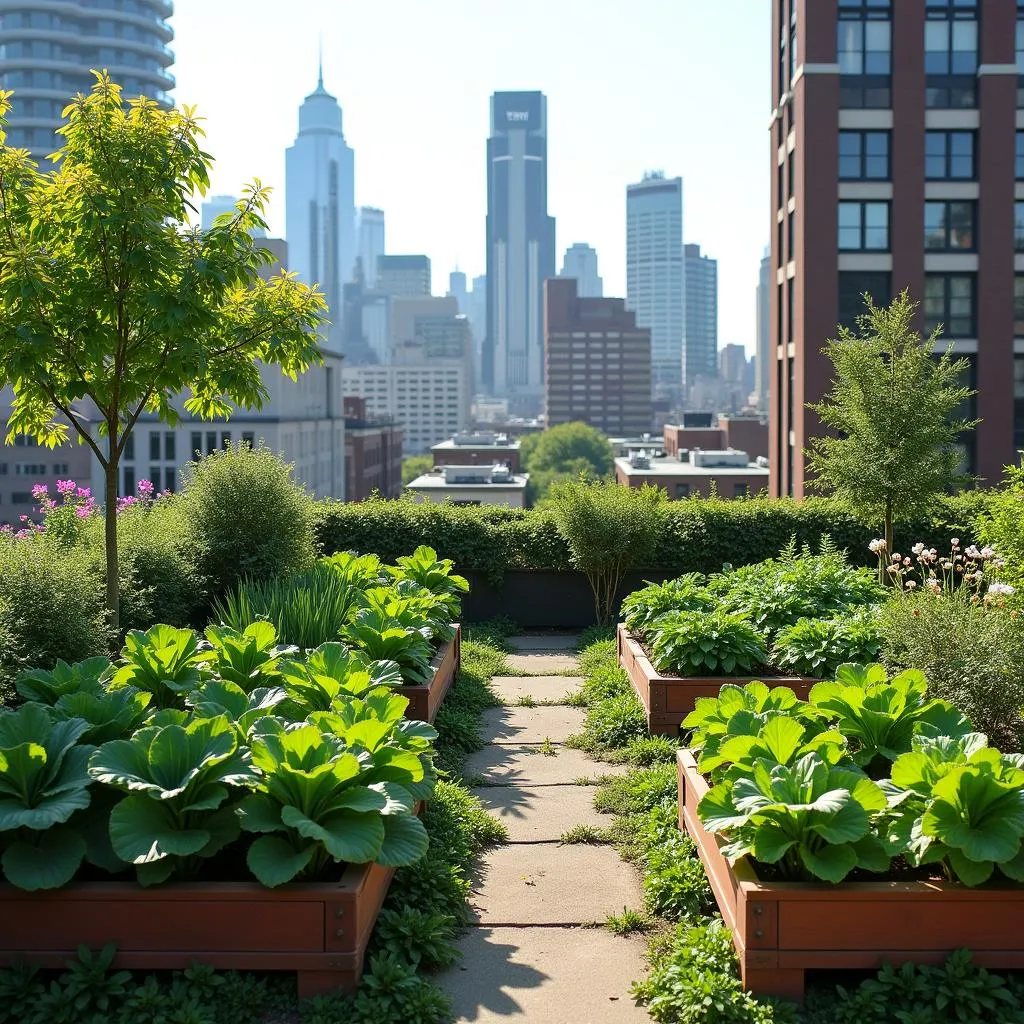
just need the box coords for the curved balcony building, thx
[0,0,174,160]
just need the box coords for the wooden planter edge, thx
[395,623,461,723]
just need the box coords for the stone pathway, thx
[440,635,650,1023]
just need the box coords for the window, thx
[950,354,977,475]
[1018,133,1024,180]
[242,431,255,447]
[838,201,890,250]
[221,431,231,447]
[925,131,975,179]
[675,483,690,499]
[123,466,135,497]
[205,431,216,456]
[149,468,160,490]
[191,431,201,457]
[149,432,160,461]
[52,463,68,475]
[733,484,749,498]
[1015,355,1024,455]
[123,432,134,461]
[164,432,176,462]
[924,201,976,250]
[924,274,975,337]
[837,0,892,108]
[925,0,978,108]
[1018,4,1024,108]
[838,271,891,330]
[839,130,890,180]
[11,492,32,505]
[0,464,6,475]
[1015,276,1024,336]
[164,467,176,493]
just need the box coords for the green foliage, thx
[0,534,111,705]
[401,455,433,486]
[385,544,469,620]
[109,624,210,708]
[520,421,615,500]
[649,610,767,677]
[550,480,666,625]
[341,606,435,684]
[606,907,651,935]
[181,443,318,602]
[622,574,714,638]
[772,613,884,679]
[976,464,1024,592]
[594,763,678,816]
[806,291,976,552]
[881,593,1024,746]
[0,76,325,626]
[569,690,648,754]
[622,735,679,766]
[576,625,616,652]
[202,621,295,692]
[577,636,617,675]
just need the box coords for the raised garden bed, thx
[396,624,460,723]
[676,748,1024,1000]
[0,859,395,999]
[618,625,816,734]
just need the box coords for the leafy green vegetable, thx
[772,612,884,679]
[385,545,468,621]
[203,622,295,692]
[51,686,153,744]
[278,643,404,716]
[647,610,767,677]
[15,657,112,705]
[342,608,435,684]
[620,574,713,639]
[109,624,211,708]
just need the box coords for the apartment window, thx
[190,431,201,457]
[1015,355,1024,456]
[675,483,690,499]
[1018,4,1024,107]
[924,274,976,337]
[221,431,231,447]
[149,432,160,462]
[164,467,176,493]
[787,149,794,201]
[837,0,892,108]
[11,492,32,505]
[123,432,134,461]
[243,431,255,447]
[838,201,890,250]
[839,130,890,180]
[1015,276,1024,336]
[925,0,978,108]
[733,484,749,498]
[1018,133,1024,179]
[149,468,160,491]
[123,467,134,498]
[925,131,975,179]
[787,210,796,258]
[164,432,176,462]
[838,271,891,330]
[205,431,216,456]
[0,464,6,475]
[924,201,976,250]
[53,463,68,475]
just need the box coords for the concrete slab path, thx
[440,638,649,1021]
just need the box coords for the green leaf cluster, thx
[649,610,768,677]
[772,612,884,679]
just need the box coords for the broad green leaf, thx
[1,826,86,890]
[799,841,858,883]
[376,813,429,867]
[109,794,210,864]
[280,805,384,863]
[247,835,316,888]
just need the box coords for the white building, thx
[682,244,718,393]
[405,463,529,508]
[626,172,684,398]
[559,243,603,297]
[285,63,356,343]
[357,207,385,288]
[343,339,471,454]
[755,248,771,414]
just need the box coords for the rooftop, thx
[615,452,769,478]
[433,432,519,451]
[407,465,529,489]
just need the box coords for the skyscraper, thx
[682,244,718,392]
[0,0,175,160]
[626,173,684,398]
[559,243,603,297]
[376,255,431,298]
[357,207,385,288]
[484,91,556,415]
[755,248,771,415]
[285,61,355,344]
[769,0,1019,496]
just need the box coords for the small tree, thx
[520,421,614,502]
[549,479,666,625]
[806,291,976,577]
[0,74,325,627]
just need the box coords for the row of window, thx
[0,462,69,476]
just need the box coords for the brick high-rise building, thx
[544,278,653,436]
[771,0,1022,498]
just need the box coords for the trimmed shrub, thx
[179,443,317,600]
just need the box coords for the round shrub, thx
[772,613,884,679]
[647,609,767,677]
[621,574,713,638]
[179,443,317,601]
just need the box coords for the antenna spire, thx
[317,36,324,90]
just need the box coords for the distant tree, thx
[806,291,976,576]
[0,74,325,627]
[520,422,614,502]
[402,455,432,485]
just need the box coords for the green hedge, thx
[315,492,989,582]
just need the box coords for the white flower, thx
[951,538,960,546]
[906,580,917,590]
[869,538,886,554]
[925,578,941,594]
[965,545,981,560]
[912,542,925,556]
[981,546,996,560]
[987,583,1016,597]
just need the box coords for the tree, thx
[402,455,432,485]
[519,422,614,502]
[806,291,976,576]
[0,74,325,627]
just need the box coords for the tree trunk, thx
[883,501,894,588]
[105,458,120,632]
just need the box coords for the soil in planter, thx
[742,853,960,886]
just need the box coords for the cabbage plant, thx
[16,657,113,705]
[203,622,296,692]
[109,625,212,708]
[384,545,468,620]
[342,609,435,684]
[278,644,404,716]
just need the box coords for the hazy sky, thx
[172,0,770,354]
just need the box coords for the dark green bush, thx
[772,612,884,679]
[180,443,317,600]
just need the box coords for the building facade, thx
[431,433,521,473]
[626,173,685,398]
[406,463,529,507]
[357,206,385,288]
[484,91,556,415]
[755,249,772,413]
[559,242,603,297]
[285,64,356,344]
[0,0,175,160]
[771,0,1024,497]
[544,277,653,436]
[615,448,770,500]
[343,396,402,500]
[376,254,431,298]
[682,243,719,391]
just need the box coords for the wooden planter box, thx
[0,859,395,999]
[618,624,816,735]
[395,624,460,723]
[677,749,1024,1000]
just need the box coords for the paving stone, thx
[508,633,582,654]
[440,926,650,1023]
[480,706,586,745]
[469,843,644,925]
[462,743,628,787]
[470,785,606,842]
[490,675,580,704]
[504,653,581,675]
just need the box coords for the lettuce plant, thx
[355,583,455,644]
[620,574,713,639]
[0,703,93,890]
[277,644,404,716]
[384,545,468,620]
[699,752,889,883]
[15,657,113,704]
[342,609,435,684]
[109,625,212,708]
[88,713,259,885]
[203,622,296,693]
[51,687,153,744]
[647,610,767,677]
[772,613,884,679]
[185,680,287,736]
[323,550,386,590]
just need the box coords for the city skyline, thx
[168,0,770,356]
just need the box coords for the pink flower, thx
[30,484,48,501]
[137,479,155,498]
[56,479,77,496]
